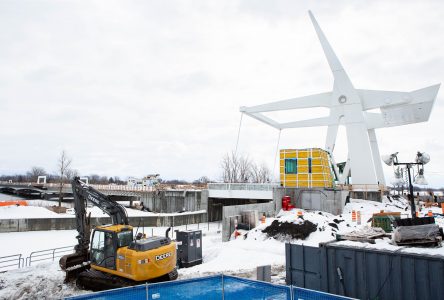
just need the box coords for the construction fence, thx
[286,242,444,300]
[66,275,355,300]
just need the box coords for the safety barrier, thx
[0,254,24,271]
[0,245,75,271]
[26,245,75,266]
[65,275,354,300]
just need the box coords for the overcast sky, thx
[0,0,443,187]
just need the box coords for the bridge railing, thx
[92,184,155,192]
[336,184,386,192]
[0,181,155,192]
[208,183,279,191]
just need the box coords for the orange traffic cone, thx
[261,214,266,224]
[441,203,444,215]
[428,210,433,217]
[297,210,303,217]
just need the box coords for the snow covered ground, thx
[1,196,443,299]
[0,201,206,220]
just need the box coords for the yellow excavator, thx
[59,177,178,291]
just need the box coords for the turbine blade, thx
[308,10,344,73]
[240,92,332,113]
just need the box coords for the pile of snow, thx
[0,262,87,299]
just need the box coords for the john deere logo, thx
[155,252,171,261]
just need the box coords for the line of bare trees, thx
[220,151,271,183]
[0,150,125,186]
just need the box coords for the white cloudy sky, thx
[0,0,443,186]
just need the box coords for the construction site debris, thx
[394,216,435,227]
[336,227,386,244]
[392,224,443,247]
[262,220,317,240]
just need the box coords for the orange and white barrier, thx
[351,210,356,222]
[0,200,28,207]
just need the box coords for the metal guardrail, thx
[336,184,387,192]
[208,183,279,191]
[0,254,24,271]
[0,246,75,271]
[25,245,75,267]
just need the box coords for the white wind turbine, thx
[240,11,440,186]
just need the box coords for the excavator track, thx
[76,268,179,291]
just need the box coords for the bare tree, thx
[65,168,79,181]
[238,155,252,183]
[250,162,271,183]
[198,176,210,184]
[221,151,271,183]
[27,166,46,182]
[221,152,239,182]
[89,174,100,184]
[58,150,72,207]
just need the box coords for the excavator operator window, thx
[91,230,116,269]
[117,230,133,248]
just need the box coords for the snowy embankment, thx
[1,196,443,299]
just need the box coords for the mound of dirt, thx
[262,220,317,240]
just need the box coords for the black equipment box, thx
[175,230,203,268]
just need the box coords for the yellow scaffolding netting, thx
[280,148,334,188]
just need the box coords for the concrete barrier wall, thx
[0,212,207,232]
[273,188,348,215]
[140,190,207,214]
[222,202,275,242]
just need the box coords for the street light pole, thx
[406,164,416,218]
[382,151,429,219]
[394,162,420,218]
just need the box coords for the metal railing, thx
[25,245,75,267]
[208,183,279,191]
[336,184,387,192]
[0,254,24,271]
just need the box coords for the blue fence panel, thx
[147,275,222,299]
[66,275,355,300]
[66,285,147,300]
[223,276,291,300]
[293,287,355,300]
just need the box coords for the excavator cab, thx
[90,225,133,269]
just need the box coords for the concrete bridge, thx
[207,183,277,200]
[0,181,158,199]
